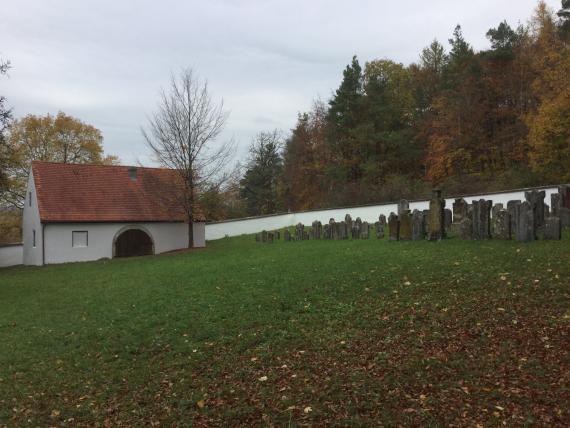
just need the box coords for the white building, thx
[23,161,206,266]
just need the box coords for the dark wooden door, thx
[114,229,153,258]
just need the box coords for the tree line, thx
[1,1,569,233]
[224,1,570,219]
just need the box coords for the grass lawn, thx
[1,232,569,426]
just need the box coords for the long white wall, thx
[205,186,560,240]
[0,244,23,268]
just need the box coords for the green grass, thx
[1,233,569,426]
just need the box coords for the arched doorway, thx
[113,228,154,258]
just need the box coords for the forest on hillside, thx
[219,1,570,219]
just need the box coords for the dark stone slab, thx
[452,198,468,224]
[494,209,511,240]
[427,189,445,241]
[472,199,492,240]
[399,210,412,240]
[398,199,409,216]
[375,222,384,239]
[544,216,561,240]
[515,201,534,242]
[411,209,424,241]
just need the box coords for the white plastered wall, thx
[22,172,43,266]
[205,186,560,240]
[42,222,205,265]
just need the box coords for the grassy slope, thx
[0,233,569,426]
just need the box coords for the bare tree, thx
[142,68,235,247]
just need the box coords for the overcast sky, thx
[0,0,561,166]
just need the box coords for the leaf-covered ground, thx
[1,232,569,426]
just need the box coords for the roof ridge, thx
[32,160,176,172]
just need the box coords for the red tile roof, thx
[32,161,205,223]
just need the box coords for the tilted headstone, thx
[452,198,468,224]
[399,210,412,240]
[515,201,535,242]
[472,199,492,240]
[444,208,452,229]
[388,213,399,241]
[411,209,424,241]
[525,190,546,231]
[378,214,386,226]
[398,199,409,216]
[375,222,384,239]
[494,209,511,240]
[457,218,473,240]
[427,189,445,241]
[544,216,561,240]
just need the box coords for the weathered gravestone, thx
[345,214,353,230]
[544,216,561,240]
[492,203,504,218]
[361,222,370,239]
[275,231,280,240]
[311,221,322,239]
[398,199,409,216]
[354,217,362,237]
[337,221,348,240]
[494,209,511,240]
[351,225,359,239]
[328,218,335,239]
[267,232,274,243]
[453,198,468,224]
[525,190,546,233]
[551,193,562,217]
[507,201,521,238]
[399,210,412,240]
[378,214,386,226]
[472,199,492,240]
[323,224,330,240]
[388,213,399,241]
[284,230,291,241]
[261,230,268,242]
[444,209,453,230]
[374,222,384,239]
[411,209,424,241]
[544,204,550,218]
[295,223,305,241]
[427,189,445,241]
[515,201,535,242]
[255,234,260,242]
[457,218,473,240]
[561,208,570,228]
[422,210,430,235]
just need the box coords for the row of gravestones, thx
[388,189,447,241]
[450,186,569,242]
[256,186,569,243]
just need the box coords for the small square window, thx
[72,231,88,248]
